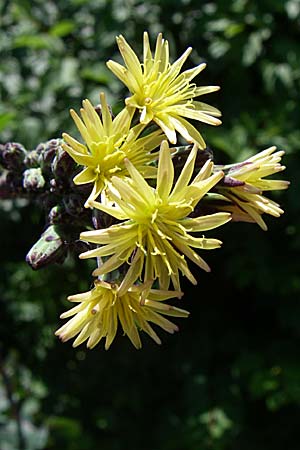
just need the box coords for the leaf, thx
[0,112,16,132]
[50,20,76,37]
[13,34,63,51]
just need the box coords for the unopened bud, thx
[48,205,65,224]
[38,139,63,173]
[24,150,41,168]
[23,168,45,191]
[218,176,245,188]
[51,146,75,180]
[0,142,27,171]
[26,225,67,269]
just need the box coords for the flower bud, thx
[23,168,45,191]
[0,142,27,171]
[51,146,75,180]
[38,139,63,174]
[26,225,67,270]
[48,205,65,224]
[24,150,41,168]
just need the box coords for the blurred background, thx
[0,0,299,449]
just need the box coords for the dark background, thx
[0,1,299,449]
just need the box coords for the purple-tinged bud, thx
[228,161,252,174]
[51,146,75,180]
[26,225,67,270]
[218,176,245,188]
[24,150,41,168]
[48,205,65,224]
[38,139,63,173]
[0,142,27,171]
[23,168,45,191]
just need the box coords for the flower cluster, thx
[55,280,188,350]
[106,33,221,147]
[62,93,164,205]
[213,146,290,230]
[56,33,289,350]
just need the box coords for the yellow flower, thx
[214,146,289,230]
[55,280,188,350]
[106,32,221,148]
[79,141,231,291]
[62,92,164,205]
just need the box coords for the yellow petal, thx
[73,167,97,185]
[157,140,174,201]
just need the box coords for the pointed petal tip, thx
[56,332,68,342]
[84,199,93,208]
[92,268,101,277]
[69,109,77,118]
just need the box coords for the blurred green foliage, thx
[0,0,299,449]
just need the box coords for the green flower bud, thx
[26,225,67,270]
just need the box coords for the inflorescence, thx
[0,33,289,350]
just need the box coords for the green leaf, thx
[0,112,16,132]
[50,20,76,37]
[13,34,62,51]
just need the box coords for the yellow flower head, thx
[55,280,188,350]
[107,32,222,148]
[79,141,231,291]
[215,146,290,230]
[62,92,164,205]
